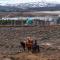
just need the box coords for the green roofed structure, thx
[25,18,33,25]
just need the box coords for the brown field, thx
[0,25,60,60]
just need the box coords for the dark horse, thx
[32,40,40,53]
[20,41,26,51]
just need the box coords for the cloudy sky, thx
[0,0,60,4]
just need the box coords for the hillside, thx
[0,2,60,12]
[0,25,60,53]
[0,25,60,60]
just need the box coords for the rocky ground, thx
[0,26,60,60]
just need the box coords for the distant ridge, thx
[0,2,60,12]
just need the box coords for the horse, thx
[20,40,40,53]
[32,40,40,53]
[26,42,32,52]
[20,41,26,51]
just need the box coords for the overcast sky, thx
[0,0,60,4]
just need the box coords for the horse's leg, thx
[22,43,26,51]
[24,43,26,51]
[32,46,36,53]
[23,46,25,51]
[27,47,31,52]
[28,47,30,52]
[37,45,40,52]
[27,47,29,52]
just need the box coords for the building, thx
[0,15,58,26]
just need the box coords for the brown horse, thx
[20,41,33,52]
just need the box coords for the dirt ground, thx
[0,49,60,60]
[0,26,60,60]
